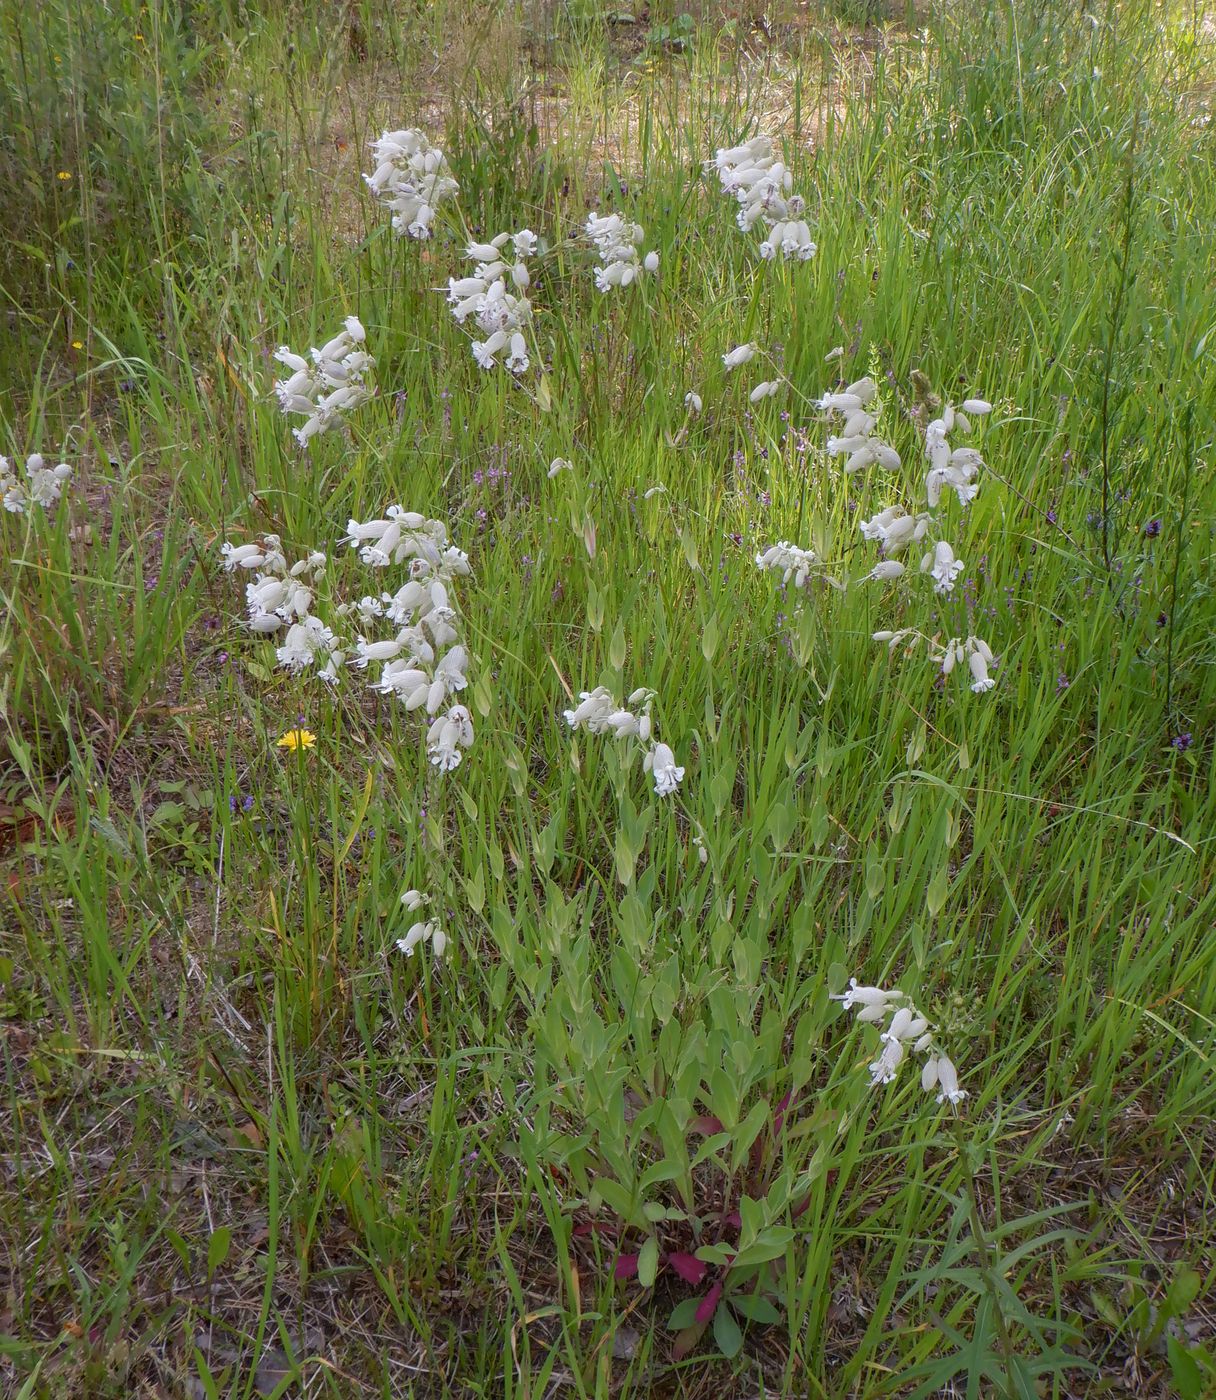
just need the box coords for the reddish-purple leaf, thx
[773,1090,795,1137]
[695,1280,724,1325]
[723,1209,742,1233]
[666,1252,708,1285]
[791,1193,811,1220]
[690,1114,724,1136]
[614,1253,639,1280]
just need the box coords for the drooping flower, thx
[1,454,73,514]
[644,741,684,797]
[397,918,447,958]
[426,704,474,771]
[709,134,816,260]
[274,318,374,447]
[922,539,964,595]
[834,978,966,1107]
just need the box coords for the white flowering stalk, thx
[338,507,476,771]
[707,135,816,261]
[1,454,73,515]
[828,375,999,690]
[274,316,374,447]
[219,533,343,679]
[396,888,448,958]
[363,128,459,239]
[755,541,819,590]
[924,398,992,508]
[562,685,684,797]
[584,212,659,291]
[444,230,537,372]
[820,377,901,475]
[220,508,478,769]
[832,979,967,1106]
[870,629,998,695]
[858,506,931,556]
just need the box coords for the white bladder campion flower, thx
[584,212,659,291]
[923,397,991,508]
[755,541,816,589]
[922,539,964,595]
[1,454,73,514]
[644,741,685,797]
[723,343,757,371]
[427,704,474,771]
[865,560,906,583]
[708,134,817,261]
[364,128,459,239]
[548,457,573,478]
[832,979,967,1106]
[221,506,478,774]
[274,317,374,447]
[820,377,902,475]
[859,508,930,555]
[444,229,538,373]
[563,683,681,797]
[398,917,448,959]
[684,391,703,414]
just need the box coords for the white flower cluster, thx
[220,535,343,682]
[872,630,997,693]
[339,508,476,771]
[708,135,816,261]
[584,212,659,292]
[925,399,992,507]
[220,508,477,773]
[274,316,374,447]
[818,373,997,687]
[562,686,684,797]
[755,541,819,590]
[1,454,72,515]
[821,377,902,475]
[363,128,459,240]
[832,979,966,1105]
[446,230,537,372]
[397,888,448,959]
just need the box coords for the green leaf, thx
[732,1226,795,1269]
[926,862,950,918]
[609,619,627,671]
[1167,1336,1208,1399]
[731,1292,781,1324]
[638,1235,659,1287]
[1163,1265,1203,1322]
[668,1297,701,1330]
[680,527,700,573]
[701,611,719,663]
[712,1304,743,1357]
[206,1226,232,1279]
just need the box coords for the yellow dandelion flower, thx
[276,728,316,752]
[57,171,72,181]
[71,339,83,349]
